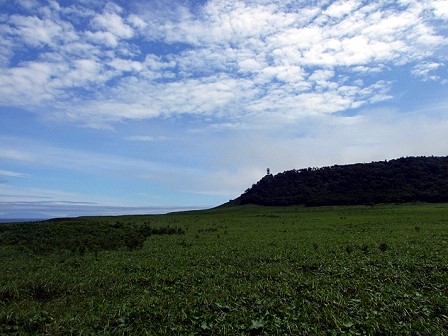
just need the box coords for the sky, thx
[0,0,447,218]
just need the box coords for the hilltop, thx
[229,156,448,207]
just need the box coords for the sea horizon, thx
[0,218,48,223]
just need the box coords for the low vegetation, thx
[0,217,184,255]
[1,203,447,334]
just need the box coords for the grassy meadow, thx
[1,203,447,335]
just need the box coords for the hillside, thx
[231,156,448,206]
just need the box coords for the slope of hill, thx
[231,156,448,206]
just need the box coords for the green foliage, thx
[0,217,185,255]
[1,204,447,334]
[234,156,448,206]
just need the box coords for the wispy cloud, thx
[0,136,162,176]
[0,200,199,218]
[0,170,29,178]
[125,135,169,142]
[411,61,443,80]
[0,182,205,218]
[0,0,446,128]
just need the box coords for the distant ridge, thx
[229,156,448,207]
[0,218,46,223]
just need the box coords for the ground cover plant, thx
[1,203,447,335]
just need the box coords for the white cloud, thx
[0,62,53,105]
[324,0,359,19]
[15,0,40,10]
[93,12,132,38]
[309,69,335,83]
[238,58,264,72]
[270,26,322,50]
[0,0,446,129]
[0,184,155,215]
[128,14,147,29]
[8,13,77,48]
[0,36,13,67]
[0,169,29,178]
[85,30,119,47]
[431,0,448,20]
[412,61,443,80]
[125,135,168,142]
[0,148,35,161]
[41,58,105,91]
[0,135,166,179]
[108,58,142,72]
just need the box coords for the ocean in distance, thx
[0,218,46,223]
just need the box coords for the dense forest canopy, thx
[231,156,448,206]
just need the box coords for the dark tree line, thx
[232,156,448,206]
[0,219,185,255]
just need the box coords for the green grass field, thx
[1,203,447,335]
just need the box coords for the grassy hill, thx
[1,204,448,334]
[231,156,448,207]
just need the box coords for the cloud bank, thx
[0,0,446,128]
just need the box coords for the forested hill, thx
[231,156,448,207]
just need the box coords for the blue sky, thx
[1,0,447,218]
